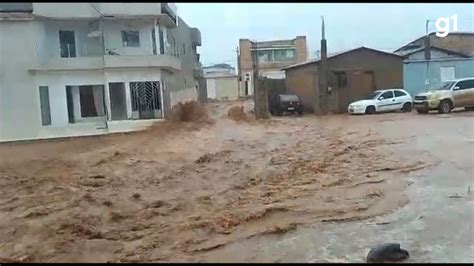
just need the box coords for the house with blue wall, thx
[395,32,474,95]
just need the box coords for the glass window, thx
[274,49,296,61]
[39,86,51,126]
[394,90,407,97]
[380,91,394,99]
[59,30,76,58]
[456,80,474,90]
[121,30,140,47]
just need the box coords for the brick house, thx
[238,36,308,96]
[283,47,403,114]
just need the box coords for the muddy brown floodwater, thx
[0,100,433,262]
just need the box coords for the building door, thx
[66,86,75,123]
[109,82,128,120]
[130,81,161,119]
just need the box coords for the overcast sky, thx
[178,3,474,68]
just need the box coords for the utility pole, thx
[252,40,270,119]
[252,40,258,114]
[424,19,431,91]
[89,3,109,129]
[318,16,328,115]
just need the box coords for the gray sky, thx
[178,3,474,68]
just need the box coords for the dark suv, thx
[270,94,303,116]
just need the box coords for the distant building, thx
[283,47,403,114]
[203,64,238,100]
[238,36,308,96]
[395,32,474,95]
[203,63,235,75]
[395,32,474,59]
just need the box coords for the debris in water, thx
[366,243,409,263]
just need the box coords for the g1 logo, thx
[435,14,458,37]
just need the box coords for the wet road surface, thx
[199,110,474,263]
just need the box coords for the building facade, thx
[0,3,202,142]
[283,47,403,114]
[395,32,474,96]
[203,63,235,75]
[238,36,308,96]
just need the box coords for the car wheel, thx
[365,106,376,115]
[438,100,452,114]
[402,102,412,112]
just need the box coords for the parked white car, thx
[348,89,413,115]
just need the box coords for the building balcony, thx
[29,54,181,73]
[191,28,202,47]
[29,57,103,71]
[104,54,181,72]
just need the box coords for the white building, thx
[0,3,202,142]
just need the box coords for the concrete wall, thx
[0,20,38,141]
[421,34,474,57]
[285,64,318,112]
[406,49,460,61]
[206,76,239,99]
[403,58,474,96]
[166,17,200,104]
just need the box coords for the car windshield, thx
[280,94,299,102]
[434,81,455,91]
[364,91,382,100]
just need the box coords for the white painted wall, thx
[103,19,155,56]
[0,20,42,141]
[206,76,239,100]
[0,17,190,142]
[38,20,102,62]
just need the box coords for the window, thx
[394,90,407,97]
[183,43,186,55]
[158,29,165,54]
[59,30,76,58]
[39,86,51,126]
[151,29,157,55]
[334,72,347,88]
[121,30,140,47]
[440,66,455,81]
[274,49,296,61]
[455,80,474,90]
[255,50,272,63]
[380,91,394,99]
